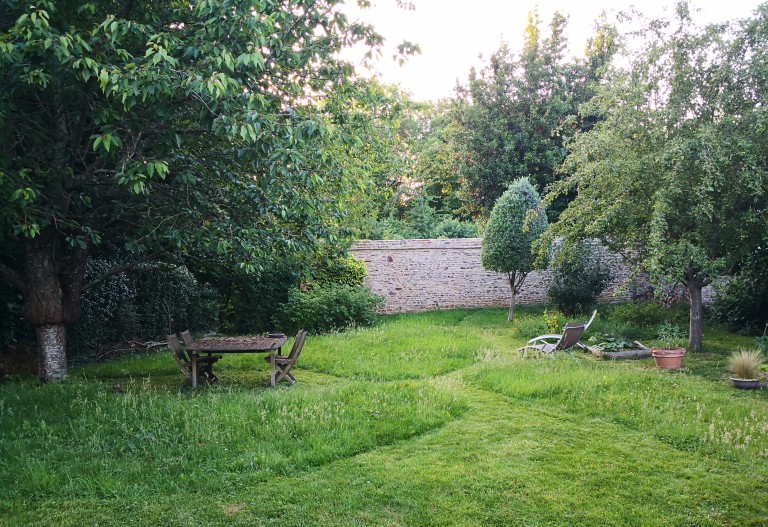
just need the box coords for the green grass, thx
[1,306,767,526]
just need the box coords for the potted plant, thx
[728,349,763,390]
[651,323,687,370]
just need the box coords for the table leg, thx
[191,352,198,389]
[270,352,276,387]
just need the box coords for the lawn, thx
[1,306,767,526]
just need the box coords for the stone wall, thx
[349,238,636,314]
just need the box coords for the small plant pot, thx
[651,348,686,370]
[730,377,762,390]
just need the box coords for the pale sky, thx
[342,0,765,102]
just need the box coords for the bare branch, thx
[82,258,148,291]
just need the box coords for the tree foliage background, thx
[544,2,768,350]
[0,0,406,379]
[3,0,768,378]
[446,11,616,220]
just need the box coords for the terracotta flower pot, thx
[651,348,686,370]
[730,377,761,390]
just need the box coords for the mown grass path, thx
[1,308,767,526]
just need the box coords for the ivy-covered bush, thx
[712,246,768,334]
[594,302,688,341]
[607,302,675,328]
[224,265,297,335]
[132,263,219,336]
[313,254,367,287]
[68,260,219,359]
[547,240,612,317]
[280,284,382,334]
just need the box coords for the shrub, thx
[405,193,440,238]
[713,275,768,334]
[542,309,565,333]
[68,259,139,359]
[434,218,479,238]
[547,240,612,317]
[510,314,551,341]
[225,265,297,334]
[0,281,33,351]
[68,260,219,360]
[589,302,688,342]
[655,322,688,349]
[368,217,415,240]
[132,263,219,336]
[313,254,367,287]
[608,302,680,328]
[280,284,382,334]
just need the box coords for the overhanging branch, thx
[82,258,148,292]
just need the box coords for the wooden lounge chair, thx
[168,332,219,386]
[264,330,307,385]
[517,310,597,360]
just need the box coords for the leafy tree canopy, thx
[0,0,404,380]
[481,177,548,320]
[450,10,617,219]
[544,1,768,350]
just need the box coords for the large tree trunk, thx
[685,275,706,352]
[508,292,516,322]
[21,228,88,382]
[36,324,68,381]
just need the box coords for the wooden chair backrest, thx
[287,330,308,362]
[168,333,192,379]
[180,330,194,348]
[167,333,184,357]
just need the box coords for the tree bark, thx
[507,271,526,322]
[36,324,68,381]
[685,276,705,352]
[21,227,88,382]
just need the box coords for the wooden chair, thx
[168,333,196,387]
[179,330,221,384]
[265,330,307,385]
[168,332,219,386]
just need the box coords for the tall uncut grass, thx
[472,357,768,460]
[1,306,767,526]
[0,378,465,501]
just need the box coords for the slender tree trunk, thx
[21,228,88,382]
[507,271,526,322]
[686,276,705,352]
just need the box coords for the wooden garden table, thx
[186,335,288,388]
